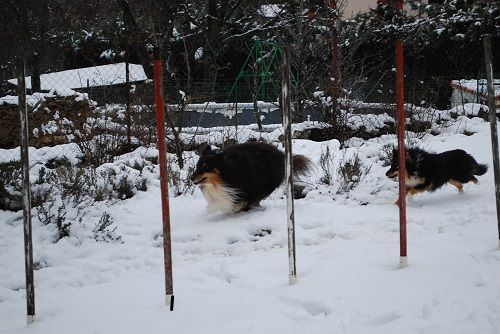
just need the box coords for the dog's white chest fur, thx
[201,183,238,213]
[405,175,424,187]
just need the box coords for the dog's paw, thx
[250,206,266,212]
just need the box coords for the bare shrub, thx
[0,161,22,211]
[78,133,127,167]
[43,162,111,205]
[167,155,196,197]
[337,152,371,194]
[115,174,135,200]
[318,145,335,185]
[30,158,148,242]
[92,212,123,243]
[379,143,395,167]
[75,108,134,167]
[33,186,74,242]
[131,105,157,146]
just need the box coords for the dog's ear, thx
[405,149,414,163]
[392,147,398,159]
[214,149,225,159]
[200,145,213,155]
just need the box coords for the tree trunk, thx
[253,92,262,131]
[30,53,41,92]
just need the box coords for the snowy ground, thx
[1,116,500,334]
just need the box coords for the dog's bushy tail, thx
[292,155,312,177]
[472,163,488,176]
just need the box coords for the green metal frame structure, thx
[226,40,283,103]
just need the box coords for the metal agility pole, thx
[281,46,297,285]
[153,47,175,310]
[395,0,408,267]
[483,34,500,249]
[17,56,36,324]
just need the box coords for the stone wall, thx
[0,95,96,149]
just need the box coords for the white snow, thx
[7,63,148,90]
[0,95,18,105]
[99,49,116,60]
[169,101,279,119]
[450,79,500,108]
[258,4,283,18]
[451,79,500,97]
[194,47,204,60]
[0,89,90,107]
[1,116,500,333]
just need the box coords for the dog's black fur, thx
[191,142,311,213]
[386,147,487,200]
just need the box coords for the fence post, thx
[153,48,174,310]
[281,46,297,284]
[483,34,500,248]
[126,60,132,146]
[329,0,339,131]
[395,0,407,267]
[17,57,36,324]
[235,80,238,142]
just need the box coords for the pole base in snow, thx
[166,294,174,311]
[399,256,408,268]
[289,275,297,285]
[27,314,36,325]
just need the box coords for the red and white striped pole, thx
[395,0,407,267]
[153,47,174,310]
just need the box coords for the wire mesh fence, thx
[0,56,285,212]
[1,59,498,166]
[1,46,498,177]
[0,61,154,164]
[0,59,158,212]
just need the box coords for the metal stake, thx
[153,48,174,310]
[483,34,500,248]
[281,46,297,284]
[17,57,36,324]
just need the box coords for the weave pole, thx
[395,0,407,267]
[17,57,36,324]
[483,34,500,248]
[153,48,174,310]
[281,46,297,284]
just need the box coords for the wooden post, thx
[17,57,36,324]
[483,34,500,248]
[153,48,174,310]
[281,46,297,284]
[395,0,407,267]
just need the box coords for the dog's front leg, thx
[448,179,464,192]
[395,187,412,205]
[232,202,249,213]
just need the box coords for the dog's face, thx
[190,146,224,185]
[386,148,420,179]
[386,148,401,179]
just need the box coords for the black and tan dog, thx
[386,147,487,202]
[191,142,311,213]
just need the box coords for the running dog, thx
[190,142,312,213]
[386,147,487,203]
